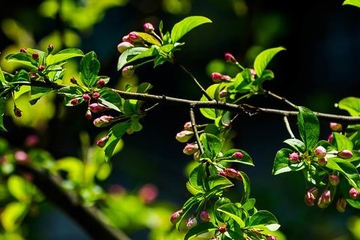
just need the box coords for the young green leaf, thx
[184,222,217,240]
[343,0,360,8]
[253,46,285,79]
[332,132,354,151]
[79,51,100,88]
[171,16,212,43]
[117,47,153,71]
[326,157,360,188]
[0,97,8,131]
[297,106,319,150]
[337,96,360,116]
[104,121,131,161]
[248,210,279,228]
[0,201,29,232]
[46,48,84,66]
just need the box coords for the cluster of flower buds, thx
[313,145,327,166]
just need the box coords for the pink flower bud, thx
[70,98,79,105]
[183,121,192,130]
[336,197,347,213]
[304,187,318,206]
[85,109,92,120]
[318,157,328,166]
[224,52,237,63]
[175,130,193,143]
[97,79,106,87]
[317,189,332,208]
[186,217,197,229]
[83,94,91,101]
[122,65,135,78]
[47,44,54,53]
[128,31,142,43]
[117,41,134,53]
[233,151,244,159]
[20,48,27,53]
[349,187,359,199]
[138,183,158,204]
[89,103,108,113]
[314,146,326,159]
[327,133,333,144]
[266,236,277,240]
[92,92,100,100]
[329,122,342,132]
[25,135,39,147]
[288,152,299,163]
[337,150,353,159]
[219,89,227,98]
[32,52,39,60]
[96,135,109,148]
[211,72,231,82]
[183,143,198,155]
[224,168,242,180]
[200,211,210,222]
[170,210,183,224]
[329,175,340,186]
[38,65,45,71]
[14,150,30,163]
[93,115,114,127]
[143,22,155,32]
[219,225,227,233]
[218,169,227,177]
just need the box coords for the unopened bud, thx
[122,65,135,78]
[70,77,77,84]
[224,168,242,180]
[211,72,231,82]
[219,226,227,233]
[143,22,155,32]
[349,187,359,199]
[338,150,353,159]
[128,31,142,43]
[304,187,318,206]
[70,98,79,105]
[327,133,333,144]
[20,48,27,53]
[175,130,193,143]
[93,115,114,127]
[318,157,328,166]
[314,146,327,159]
[96,135,109,148]
[14,107,22,117]
[170,210,183,224]
[336,197,347,213]
[32,52,39,60]
[47,44,54,53]
[224,52,237,63]
[97,79,106,87]
[83,94,91,101]
[317,189,332,208]
[89,103,108,113]
[288,152,299,163]
[117,41,134,53]
[200,211,210,222]
[85,109,92,120]
[233,151,244,159]
[186,217,197,229]
[92,92,100,100]
[183,121,192,130]
[183,143,198,155]
[38,65,45,71]
[329,174,340,186]
[330,122,342,132]
[14,150,30,163]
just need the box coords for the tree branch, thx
[14,163,131,240]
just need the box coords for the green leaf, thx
[326,157,360,187]
[56,157,84,183]
[343,0,360,8]
[200,133,222,159]
[104,121,131,161]
[46,48,84,66]
[337,97,360,116]
[283,138,306,152]
[1,201,29,231]
[222,149,254,166]
[253,46,285,78]
[184,222,217,240]
[7,175,33,202]
[272,148,305,175]
[171,16,212,43]
[332,132,354,151]
[200,84,221,120]
[117,47,153,71]
[5,53,38,70]
[297,106,319,149]
[240,171,251,204]
[0,97,8,131]
[206,174,233,193]
[99,87,123,112]
[248,210,279,228]
[80,51,100,87]
[217,203,245,228]
[0,66,7,87]
[135,32,161,46]
[187,164,206,194]
[29,86,53,105]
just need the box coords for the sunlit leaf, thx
[253,46,285,78]
[337,97,360,116]
[1,202,29,232]
[184,222,217,240]
[46,48,84,65]
[171,16,212,43]
[79,51,100,87]
[343,0,360,8]
[298,106,319,149]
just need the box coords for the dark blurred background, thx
[1,0,360,239]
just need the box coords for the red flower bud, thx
[224,52,237,63]
[317,189,332,208]
[89,103,108,113]
[70,77,77,84]
[288,152,299,163]
[70,98,79,105]
[85,109,92,120]
[349,187,359,199]
[330,122,342,132]
[338,149,353,159]
[211,72,232,82]
[128,31,142,43]
[327,133,333,144]
[121,65,135,78]
[224,168,242,180]
[314,146,326,159]
[336,197,347,213]
[233,151,244,159]
[138,183,158,204]
[83,94,91,101]
[329,175,340,186]
[14,107,22,117]
[304,187,318,206]
[170,210,183,224]
[218,225,227,233]
[92,92,100,100]
[143,22,155,32]
[97,79,106,87]
[38,65,45,71]
[32,52,39,60]
[183,143,198,155]
[200,211,210,222]
[96,135,109,148]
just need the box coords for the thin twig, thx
[283,116,295,139]
[189,106,204,154]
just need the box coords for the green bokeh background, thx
[1,0,360,239]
